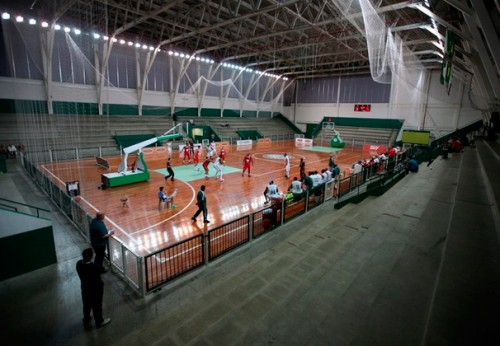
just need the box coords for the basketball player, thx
[213,155,224,181]
[242,153,253,177]
[220,146,226,164]
[284,153,290,178]
[202,157,211,179]
[207,144,216,160]
[182,142,191,164]
[193,145,201,172]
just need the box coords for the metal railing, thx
[144,234,204,292]
[0,197,51,219]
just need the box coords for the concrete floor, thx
[1,138,500,346]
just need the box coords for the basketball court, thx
[39,139,369,256]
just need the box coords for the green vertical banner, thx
[440,29,456,90]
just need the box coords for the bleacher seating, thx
[316,125,397,147]
[177,116,297,142]
[0,114,176,154]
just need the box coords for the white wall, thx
[283,70,483,134]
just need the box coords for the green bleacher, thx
[236,130,263,140]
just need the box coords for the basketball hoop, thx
[322,122,335,131]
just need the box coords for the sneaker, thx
[191,217,196,222]
[248,174,251,177]
[203,220,210,223]
[171,205,177,208]
[97,318,111,328]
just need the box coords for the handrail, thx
[0,197,50,219]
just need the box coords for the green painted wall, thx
[52,101,99,115]
[0,225,57,281]
[200,108,220,117]
[0,99,49,114]
[223,109,240,117]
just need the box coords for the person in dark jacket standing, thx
[89,212,114,273]
[164,157,175,181]
[191,185,209,223]
[76,248,111,328]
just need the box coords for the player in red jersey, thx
[220,146,226,164]
[193,145,201,172]
[182,143,191,164]
[242,153,253,177]
[202,157,211,178]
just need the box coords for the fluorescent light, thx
[41,21,49,28]
[64,27,71,33]
[74,28,81,35]
[54,24,61,30]
[16,16,24,23]
[93,33,100,39]
[1,13,10,20]
[29,19,36,25]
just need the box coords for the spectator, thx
[303,172,314,191]
[76,248,111,328]
[161,186,177,210]
[89,212,114,273]
[353,161,363,174]
[333,164,340,180]
[7,144,17,159]
[406,157,419,173]
[328,154,335,172]
[288,177,303,201]
[264,180,280,204]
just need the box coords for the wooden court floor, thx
[39,140,368,256]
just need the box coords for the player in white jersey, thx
[284,153,290,178]
[213,155,224,181]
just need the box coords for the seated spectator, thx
[353,161,363,174]
[321,169,331,183]
[264,180,280,204]
[288,177,303,201]
[388,147,397,157]
[7,144,17,159]
[332,164,340,180]
[451,138,463,152]
[310,171,323,187]
[220,121,230,128]
[158,187,177,210]
[303,172,314,191]
[406,157,419,173]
